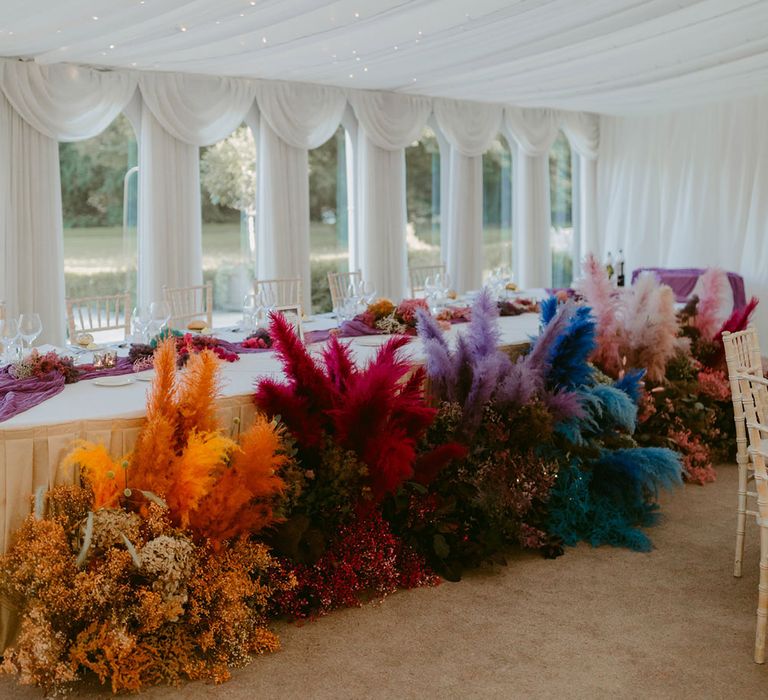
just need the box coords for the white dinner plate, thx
[352,337,387,346]
[92,376,134,387]
[134,371,155,382]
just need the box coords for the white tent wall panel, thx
[597,93,768,339]
[0,59,600,340]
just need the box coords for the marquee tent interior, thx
[2,1,768,696]
[0,0,766,343]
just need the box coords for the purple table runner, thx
[0,356,137,424]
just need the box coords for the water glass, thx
[149,301,171,336]
[0,318,22,364]
[131,307,151,343]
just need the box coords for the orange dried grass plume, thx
[130,338,178,483]
[60,442,122,509]
[176,349,221,439]
[188,416,287,543]
[166,431,236,529]
[61,337,286,541]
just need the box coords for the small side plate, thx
[92,376,134,387]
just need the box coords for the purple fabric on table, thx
[304,319,383,345]
[215,338,271,354]
[0,357,137,423]
[0,368,66,423]
[631,267,747,310]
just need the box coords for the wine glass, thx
[256,289,275,328]
[18,313,42,350]
[440,272,452,302]
[131,306,151,343]
[358,280,376,306]
[0,318,21,364]
[149,301,171,336]
[242,293,258,331]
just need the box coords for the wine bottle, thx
[616,249,625,287]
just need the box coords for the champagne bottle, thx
[605,250,614,281]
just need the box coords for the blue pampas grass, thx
[590,384,638,433]
[614,368,646,405]
[544,305,597,391]
[546,448,682,552]
[540,295,559,326]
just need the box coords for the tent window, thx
[200,123,257,323]
[309,125,349,313]
[550,130,573,288]
[406,127,442,268]
[482,134,513,281]
[61,113,138,305]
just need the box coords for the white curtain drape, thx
[503,107,560,290]
[136,72,257,305]
[0,61,136,344]
[597,94,768,339]
[349,91,432,300]
[434,98,502,292]
[562,111,599,261]
[253,81,346,312]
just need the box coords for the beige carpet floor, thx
[3,463,767,699]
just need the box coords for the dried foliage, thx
[0,488,294,695]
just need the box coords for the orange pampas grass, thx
[166,431,235,529]
[189,416,287,543]
[63,337,288,542]
[176,349,221,441]
[61,442,122,509]
[130,338,178,480]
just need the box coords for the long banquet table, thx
[0,311,540,648]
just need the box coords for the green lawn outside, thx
[63,224,520,313]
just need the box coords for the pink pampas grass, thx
[695,268,730,341]
[577,255,622,376]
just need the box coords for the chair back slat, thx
[253,278,303,316]
[409,264,446,297]
[327,270,361,311]
[65,293,131,340]
[163,283,213,330]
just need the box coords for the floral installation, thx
[1,340,297,694]
[577,257,759,484]
[8,349,80,384]
[253,311,465,615]
[388,292,681,580]
[0,488,293,694]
